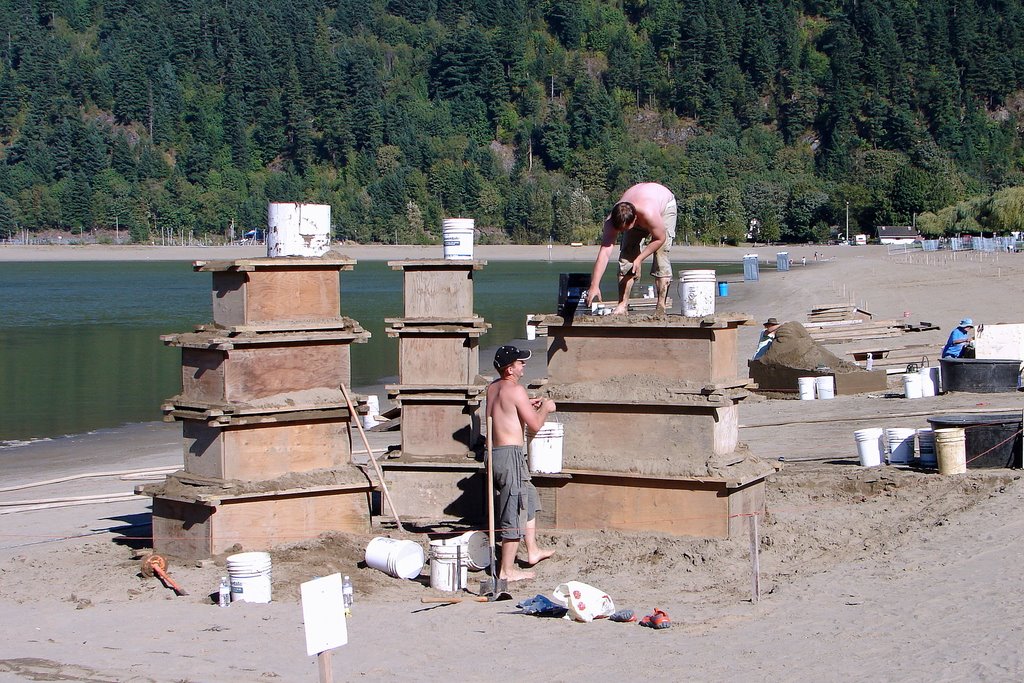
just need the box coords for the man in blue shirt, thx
[941,318,975,358]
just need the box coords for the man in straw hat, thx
[942,318,975,358]
[585,182,677,316]
[752,317,782,359]
[486,345,556,581]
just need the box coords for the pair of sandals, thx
[639,608,672,629]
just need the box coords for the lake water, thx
[0,259,742,443]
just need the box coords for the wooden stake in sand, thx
[340,384,403,532]
[749,513,761,604]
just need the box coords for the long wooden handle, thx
[420,596,488,604]
[340,384,403,532]
[486,416,497,579]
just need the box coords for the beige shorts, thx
[618,198,677,279]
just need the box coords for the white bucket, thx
[814,375,836,399]
[266,203,331,257]
[903,373,923,399]
[362,394,381,430]
[364,537,424,580]
[226,551,272,603]
[797,377,817,400]
[886,427,917,465]
[919,366,939,397]
[526,421,564,473]
[917,428,937,468]
[442,218,474,260]
[457,530,491,571]
[525,315,536,341]
[854,428,884,467]
[429,540,468,592]
[678,269,716,317]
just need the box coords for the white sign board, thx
[975,323,1024,361]
[301,573,348,656]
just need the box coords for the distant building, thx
[876,225,920,245]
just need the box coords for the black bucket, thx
[926,413,1023,468]
[939,358,1021,393]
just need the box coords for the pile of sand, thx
[759,321,863,374]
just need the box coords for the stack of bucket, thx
[364,537,425,580]
[885,428,917,465]
[917,428,937,468]
[678,270,716,317]
[427,531,489,592]
[442,218,475,260]
[526,421,564,473]
[226,551,273,603]
[854,427,885,467]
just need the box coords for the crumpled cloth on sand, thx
[516,594,567,617]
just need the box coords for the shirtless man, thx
[586,182,677,315]
[486,345,556,581]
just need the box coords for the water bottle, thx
[342,575,353,617]
[218,576,231,607]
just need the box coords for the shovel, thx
[481,417,512,601]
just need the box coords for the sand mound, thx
[759,321,862,373]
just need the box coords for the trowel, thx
[481,417,512,602]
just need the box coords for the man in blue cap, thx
[942,318,975,358]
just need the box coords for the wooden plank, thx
[151,488,371,560]
[399,268,476,318]
[396,334,480,385]
[210,269,342,326]
[183,419,352,480]
[546,473,730,538]
[178,343,352,405]
[195,257,356,271]
[398,400,481,459]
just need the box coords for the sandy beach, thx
[1,242,1023,682]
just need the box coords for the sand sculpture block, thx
[543,316,748,385]
[164,332,364,405]
[150,485,372,560]
[378,462,485,521]
[553,400,740,469]
[532,471,765,539]
[388,259,485,318]
[386,318,488,385]
[387,386,484,460]
[182,418,352,480]
[195,257,355,327]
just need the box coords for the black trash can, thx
[939,358,1021,393]
[926,413,1023,468]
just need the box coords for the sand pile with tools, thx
[758,321,863,373]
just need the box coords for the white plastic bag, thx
[552,581,615,623]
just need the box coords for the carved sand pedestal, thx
[381,260,490,523]
[532,313,774,539]
[139,257,374,560]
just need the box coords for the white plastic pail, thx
[226,551,272,603]
[814,375,836,399]
[919,366,939,396]
[362,394,381,430]
[917,428,937,468]
[364,537,424,580]
[442,218,474,260]
[678,270,716,317]
[797,377,816,400]
[458,530,491,571]
[429,540,468,592]
[886,427,917,465]
[266,203,331,257]
[854,428,884,467]
[527,421,564,473]
[903,373,923,399]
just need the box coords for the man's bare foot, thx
[522,548,555,567]
[654,305,667,318]
[500,567,535,582]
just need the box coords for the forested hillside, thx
[0,0,1022,245]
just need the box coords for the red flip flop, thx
[639,609,671,629]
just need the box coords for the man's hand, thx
[586,286,602,306]
[631,256,644,276]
